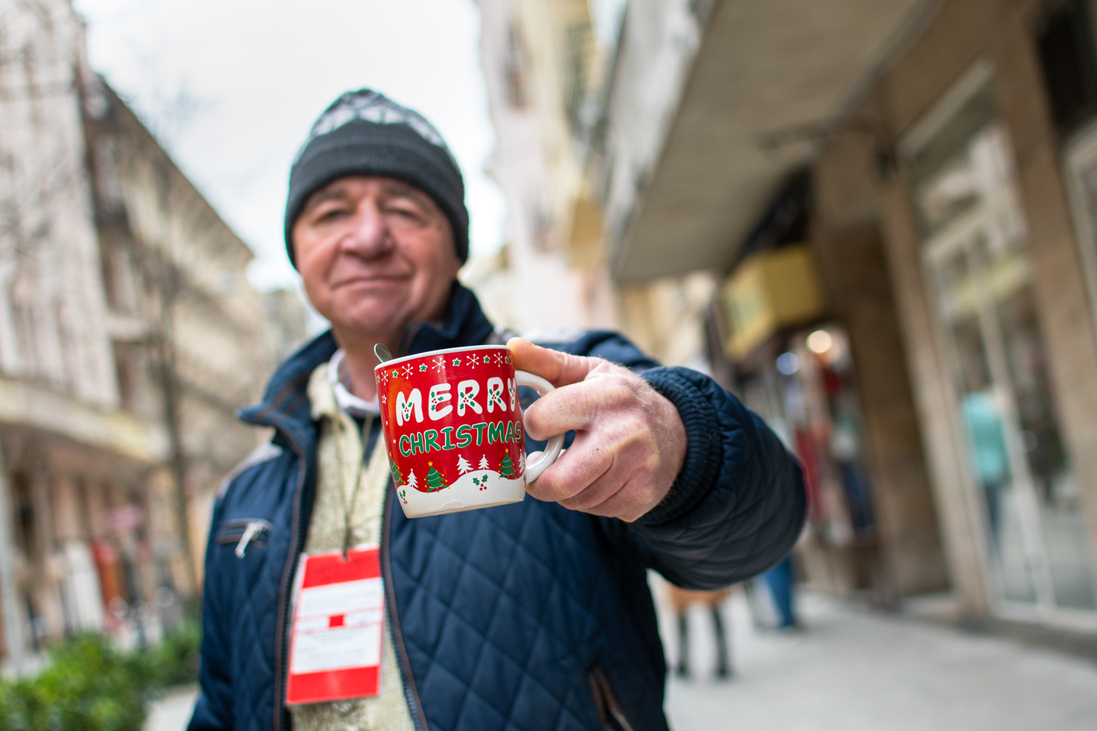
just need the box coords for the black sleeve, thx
[542,331,807,590]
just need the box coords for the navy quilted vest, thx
[189,283,806,731]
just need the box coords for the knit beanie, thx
[284,89,469,267]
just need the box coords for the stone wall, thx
[811,124,950,597]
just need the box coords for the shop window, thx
[735,325,879,603]
[1037,0,1097,138]
[904,65,1097,616]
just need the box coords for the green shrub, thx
[0,634,152,731]
[0,616,202,731]
[146,619,202,689]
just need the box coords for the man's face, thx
[292,175,461,347]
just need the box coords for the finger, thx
[522,383,594,440]
[524,433,613,503]
[577,485,653,523]
[522,373,640,441]
[523,448,563,474]
[508,337,601,388]
[558,463,628,513]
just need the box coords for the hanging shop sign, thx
[720,245,827,361]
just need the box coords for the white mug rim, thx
[373,344,510,372]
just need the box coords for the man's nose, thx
[340,200,393,258]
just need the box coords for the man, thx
[189,90,805,731]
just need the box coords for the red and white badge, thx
[285,546,384,705]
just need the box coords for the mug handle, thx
[515,371,565,482]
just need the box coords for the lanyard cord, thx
[331,410,374,559]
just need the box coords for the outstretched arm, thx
[510,335,806,590]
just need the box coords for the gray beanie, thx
[284,89,469,267]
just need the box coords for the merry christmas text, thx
[397,420,525,457]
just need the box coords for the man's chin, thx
[329,301,410,341]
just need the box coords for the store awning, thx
[610,0,933,283]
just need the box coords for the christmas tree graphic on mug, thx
[500,453,515,479]
[424,463,448,492]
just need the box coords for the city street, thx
[146,589,1097,730]
[659,590,1097,731]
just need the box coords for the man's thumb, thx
[507,337,599,387]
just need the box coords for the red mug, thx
[374,345,564,518]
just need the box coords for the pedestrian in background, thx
[666,586,732,680]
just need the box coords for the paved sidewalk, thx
[147,591,1097,730]
[659,589,1097,731]
[145,685,198,731]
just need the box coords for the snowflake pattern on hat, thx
[298,90,456,164]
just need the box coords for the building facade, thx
[477,0,717,368]
[0,0,301,669]
[862,0,1097,630]
[478,0,617,334]
[581,0,1097,636]
[482,0,1097,638]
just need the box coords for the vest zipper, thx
[382,481,430,731]
[588,666,636,731]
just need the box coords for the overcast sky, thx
[73,0,506,292]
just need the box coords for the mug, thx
[374,345,565,518]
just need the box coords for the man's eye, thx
[316,207,349,222]
[387,205,423,221]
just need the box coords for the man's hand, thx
[508,338,687,523]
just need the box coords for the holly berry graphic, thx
[425,463,447,492]
[500,453,515,479]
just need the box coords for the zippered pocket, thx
[588,666,636,731]
[216,519,273,557]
